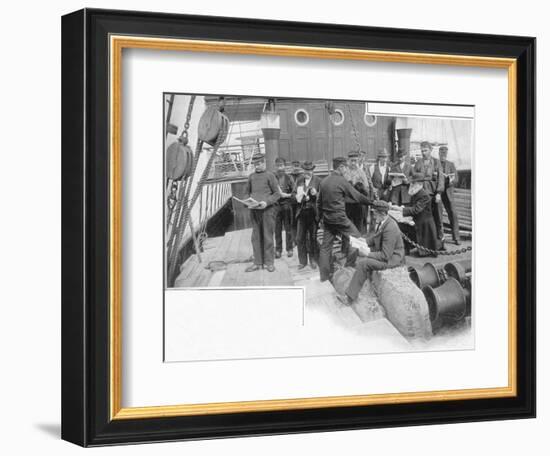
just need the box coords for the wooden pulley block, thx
[198,107,229,146]
[166,139,194,180]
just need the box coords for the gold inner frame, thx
[109,35,517,420]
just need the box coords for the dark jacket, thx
[317,172,372,225]
[365,216,405,266]
[413,157,444,195]
[402,188,439,251]
[293,174,321,218]
[370,163,390,191]
[245,170,281,207]
[275,171,295,205]
[440,159,458,191]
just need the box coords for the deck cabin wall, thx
[276,101,396,164]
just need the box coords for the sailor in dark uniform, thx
[273,157,295,258]
[293,161,321,269]
[317,157,373,281]
[244,153,281,272]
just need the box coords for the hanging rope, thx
[167,116,229,284]
[347,104,362,152]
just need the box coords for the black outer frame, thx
[61,8,536,447]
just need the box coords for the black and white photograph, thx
[164,94,474,361]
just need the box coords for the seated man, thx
[336,200,405,305]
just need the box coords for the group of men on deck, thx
[243,156,321,273]
[242,142,462,304]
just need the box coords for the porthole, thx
[294,109,310,126]
[364,113,377,127]
[331,108,345,126]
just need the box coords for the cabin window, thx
[331,109,345,126]
[294,109,309,126]
[364,113,377,127]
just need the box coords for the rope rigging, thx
[166,99,230,285]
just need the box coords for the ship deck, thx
[171,227,472,352]
[173,227,472,289]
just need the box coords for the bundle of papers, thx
[232,196,260,208]
[388,172,407,178]
[349,235,370,256]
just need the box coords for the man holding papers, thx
[293,161,321,270]
[388,152,412,206]
[337,200,405,305]
[243,153,281,272]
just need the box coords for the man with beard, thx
[413,141,444,248]
[273,157,295,258]
[293,161,321,269]
[244,153,281,272]
[392,172,439,257]
[317,157,373,281]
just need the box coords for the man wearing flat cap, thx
[438,145,461,245]
[273,157,295,258]
[293,161,322,269]
[317,157,373,281]
[413,141,444,247]
[244,153,281,272]
[337,200,405,305]
[393,172,439,257]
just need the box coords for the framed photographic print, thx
[61,8,536,447]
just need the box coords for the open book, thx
[232,196,261,208]
[349,235,370,255]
